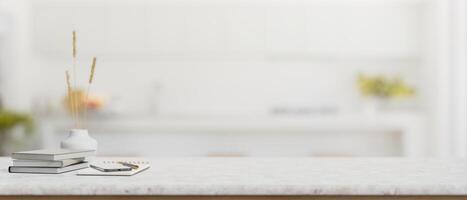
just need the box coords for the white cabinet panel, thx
[226,6,266,54]
[33,5,72,56]
[32,0,422,58]
[185,6,229,54]
[146,6,189,55]
[107,5,147,55]
[33,3,109,57]
[305,3,420,56]
[264,6,308,53]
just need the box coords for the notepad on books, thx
[77,160,150,176]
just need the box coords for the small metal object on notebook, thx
[117,161,139,169]
[90,164,132,172]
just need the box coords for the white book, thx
[13,158,85,167]
[8,162,89,174]
[12,149,95,161]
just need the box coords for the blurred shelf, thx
[42,112,425,134]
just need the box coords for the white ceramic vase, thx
[61,129,98,154]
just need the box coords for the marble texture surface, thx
[1,157,467,195]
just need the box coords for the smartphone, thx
[90,164,133,172]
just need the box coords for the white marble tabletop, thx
[1,157,467,196]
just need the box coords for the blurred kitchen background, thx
[0,0,465,157]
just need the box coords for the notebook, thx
[12,149,95,161]
[9,162,88,174]
[77,160,150,176]
[13,158,85,167]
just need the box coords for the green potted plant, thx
[0,109,34,156]
[357,73,416,113]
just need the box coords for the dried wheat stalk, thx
[89,57,97,84]
[84,57,97,126]
[67,30,99,128]
[72,31,77,58]
[72,30,80,127]
[65,70,77,128]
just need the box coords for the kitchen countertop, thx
[1,157,467,196]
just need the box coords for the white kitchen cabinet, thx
[39,113,426,157]
[31,0,421,60]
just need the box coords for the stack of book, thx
[9,149,95,174]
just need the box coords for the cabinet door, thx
[33,2,110,57]
[305,2,420,57]
[264,6,308,54]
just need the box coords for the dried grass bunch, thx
[65,31,98,128]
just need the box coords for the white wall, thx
[19,0,425,116]
[1,0,439,157]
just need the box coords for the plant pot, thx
[61,129,98,154]
[362,97,385,115]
